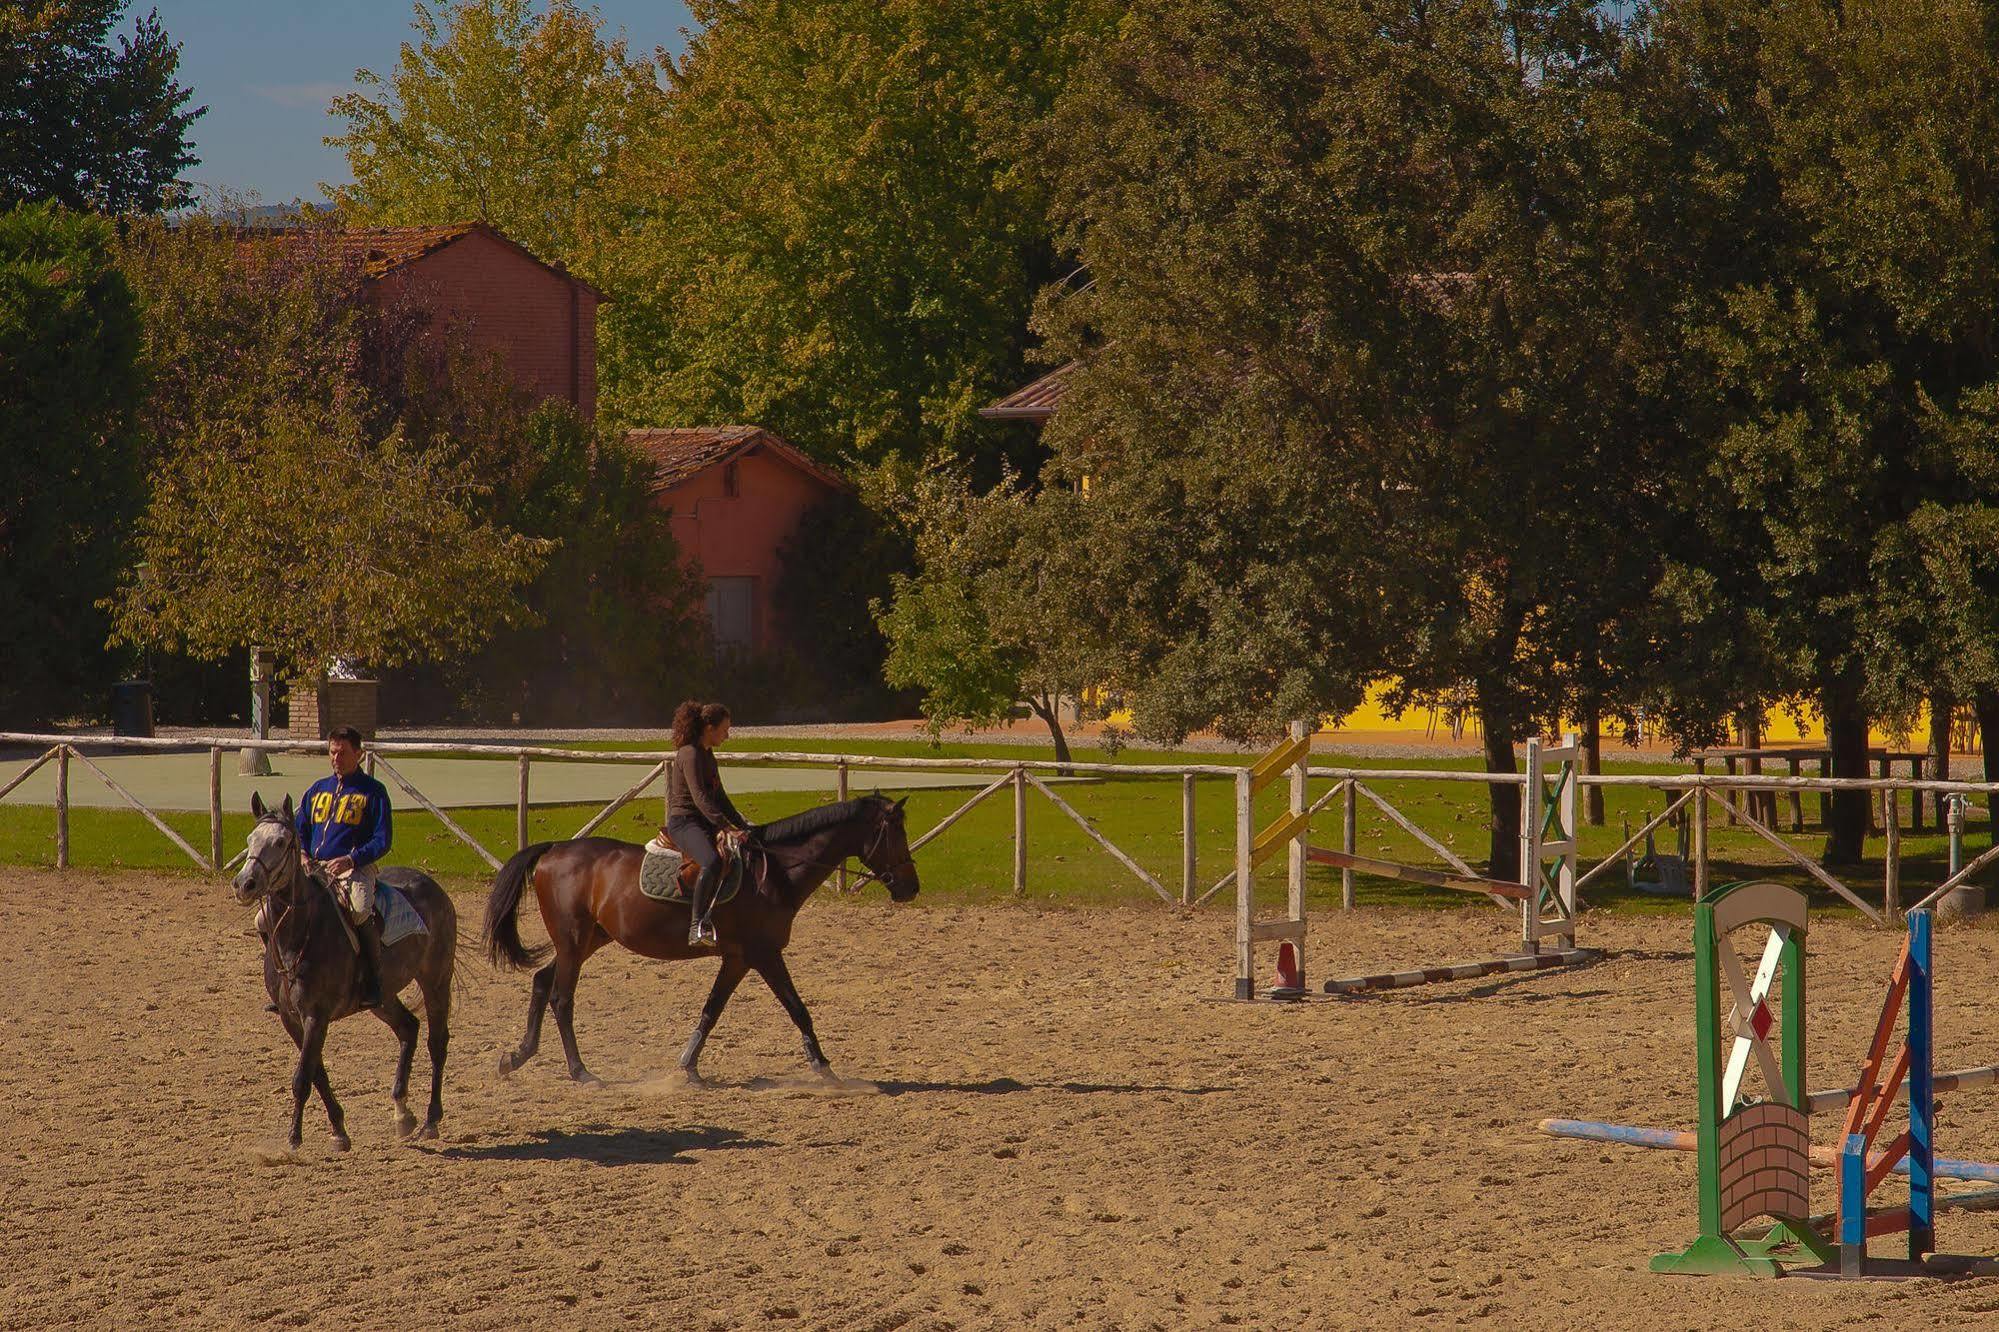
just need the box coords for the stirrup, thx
[688,916,717,945]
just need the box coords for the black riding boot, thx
[687,863,720,946]
[356,915,386,1007]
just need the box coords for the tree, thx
[876,459,1114,766]
[327,0,662,277]
[106,217,552,683]
[392,408,713,724]
[1629,0,1999,862]
[1030,0,1660,873]
[601,0,1103,462]
[0,1,202,211]
[774,488,915,719]
[0,203,144,725]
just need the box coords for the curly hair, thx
[671,700,731,749]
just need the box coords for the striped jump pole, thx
[1539,1117,1999,1185]
[1806,1060,1999,1116]
[1324,948,1596,995]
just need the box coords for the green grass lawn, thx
[0,737,1980,919]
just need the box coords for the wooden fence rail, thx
[4,731,1996,925]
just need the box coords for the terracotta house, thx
[338,223,602,418]
[626,426,851,655]
[265,223,602,737]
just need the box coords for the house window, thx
[706,577,755,655]
[722,462,740,498]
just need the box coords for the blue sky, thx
[148,1,696,205]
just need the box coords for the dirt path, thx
[9,870,1999,1328]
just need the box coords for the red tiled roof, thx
[625,426,850,494]
[328,223,483,278]
[980,361,1075,421]
[241,222,605,298]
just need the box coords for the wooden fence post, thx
[1693,786,1709,900]
[1342,777,1356,910]
[1234,767,1253,1000]
[1012,766,1027,897]
[1287,720,1307,928]
[837,761,850,894]
[209,746,223,870]
[1885,812,1902,920]
[55,744,69,869]
[1181,773,1196,906]
[516,754,530,852]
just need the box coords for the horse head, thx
[233,792,301,905]
[863,794,920,902]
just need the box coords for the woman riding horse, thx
[484,787,920,1087]
[668,700,747,946]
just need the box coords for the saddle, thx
[639,828,746,905]
[254,875,427,947]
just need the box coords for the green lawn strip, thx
[1,761,1982,917]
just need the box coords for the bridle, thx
[239,814,313,984]
[751,802,916,894]
[848,810,918,893]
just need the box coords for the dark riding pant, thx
[667,817,723,942]
[667,818,720,871]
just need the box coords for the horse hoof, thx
[496,1051,516,1078]
[573,1070,604,1090]
[680,1068,707,1089]
[414,1122,439,1142]
[329,1133,351,1153]
[394,1112,418,1139]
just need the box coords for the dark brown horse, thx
[482,794,918,1086]
[233,793,456,1149]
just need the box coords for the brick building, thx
[313,222,602,418]
[275,223,601,737]
[626,427,850,656]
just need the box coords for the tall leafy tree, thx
[602,0,1102,462]
[875,459,1115,764]
[389,407,712,724]
[106,217,551,683]
[328,0,662,277]
[1029,0,1659,873]
[0,1,202,211]
[1630,0,1999,861]
[0,203,145,725]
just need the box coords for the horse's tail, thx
[484,843,555,970]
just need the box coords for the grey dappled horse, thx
[233,794,456,1149]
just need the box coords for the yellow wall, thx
[1329,683,1919,747]
[1102,681,1932,747]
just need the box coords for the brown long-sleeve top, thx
[667,743,746,830]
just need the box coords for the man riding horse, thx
[297,725,393,1005]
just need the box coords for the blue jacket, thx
[296,770,392,868]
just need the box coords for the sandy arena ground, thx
[11,869,1999,1329]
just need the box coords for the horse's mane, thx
[758,796,879,845]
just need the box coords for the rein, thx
[747,809,912,893]
[250,817,316,988]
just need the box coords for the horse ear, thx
[251,792,266,819]
[281,793,294,822]
[893,796,908,815]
